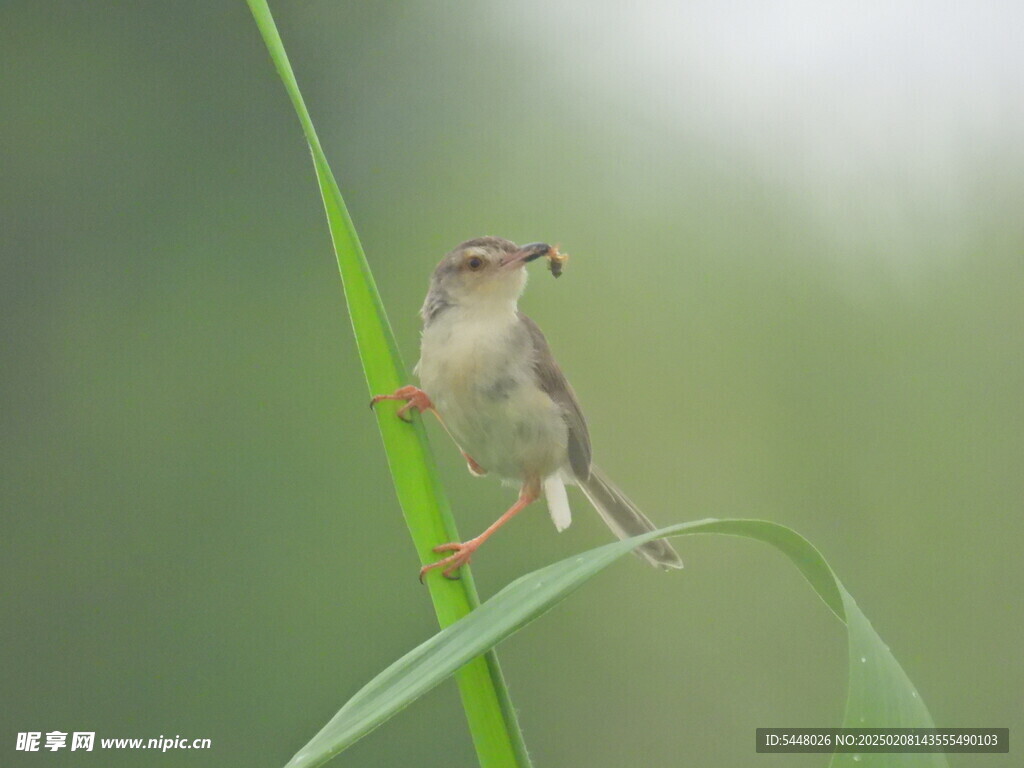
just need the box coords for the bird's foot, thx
[419,538,482,582]
[462,451,487,476]
[370,385,433,422]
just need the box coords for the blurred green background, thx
[2,1,1021,766]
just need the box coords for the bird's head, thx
[421,237,551,322]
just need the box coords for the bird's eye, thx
[467,256,484,270]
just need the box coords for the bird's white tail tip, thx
[543,474,572,532]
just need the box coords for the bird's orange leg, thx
[420,480,540,582]
[370,386,487,475]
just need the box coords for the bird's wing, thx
[518,312,592,481]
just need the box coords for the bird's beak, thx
[501,242,551,269]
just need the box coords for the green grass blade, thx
[244,2,531,766]
[285,519,947,768]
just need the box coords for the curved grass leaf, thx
[245,2,531,766]
[287,519,947,768]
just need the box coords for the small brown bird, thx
[372,237,682,580]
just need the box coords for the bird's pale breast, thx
[416,308,568,481]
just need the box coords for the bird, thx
[371,237,683,581]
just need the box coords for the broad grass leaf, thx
[286,519,946,768]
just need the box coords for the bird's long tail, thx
[577,466,684,570]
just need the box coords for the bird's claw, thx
[418,540,480,583]
[463,452,487,476]
[369,386,433,422]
